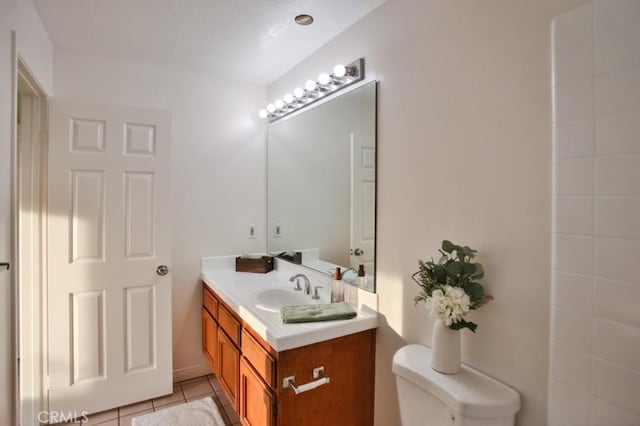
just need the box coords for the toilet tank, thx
[392,345,520,426]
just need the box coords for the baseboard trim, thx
[173,363,211,383]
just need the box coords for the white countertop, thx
[200,256,378,352]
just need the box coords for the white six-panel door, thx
[47,99,172,415]
[350,131,375,273]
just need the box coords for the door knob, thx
[351,248,364,256]
[156,265,169,276]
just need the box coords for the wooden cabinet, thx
[202,308,217,375]
[240,357,276,426]
[276,330,376,426]
[217,326,240,410]
[202,283,375,426]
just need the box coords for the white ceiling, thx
[33,0,386,84]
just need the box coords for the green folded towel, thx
[280,302,357,324]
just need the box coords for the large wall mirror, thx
[267,81,377,292]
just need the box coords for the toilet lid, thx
[392,344,521,419]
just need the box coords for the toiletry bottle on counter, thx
[356,264,366,289]
[331,267,344,303]
[345,278,358,308]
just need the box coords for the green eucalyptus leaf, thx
[466,282,485,302]
[446,261,462,276]
[442,240,455,253]
[471,263,484,279]
[450,320,478,333]
[462,262,477,275]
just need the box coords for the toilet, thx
[392,345,521,426]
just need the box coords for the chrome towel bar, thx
[283,366,330,395]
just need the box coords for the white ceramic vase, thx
[431,319,461,374]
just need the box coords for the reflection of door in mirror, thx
[350,131,375,273]
[267,81,377,292]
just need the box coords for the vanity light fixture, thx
[259,58,364,122]
[318,73,332,85]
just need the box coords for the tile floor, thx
[56,374,240,425]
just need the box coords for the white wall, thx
[268,1,591,424]
[53,50,267,380]
[550,1,640,424]
[0,0,53,423]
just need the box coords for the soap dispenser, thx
[356,264,366,289]
[331,267,344,303]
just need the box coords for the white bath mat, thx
[131,396,226,426]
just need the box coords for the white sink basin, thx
[251,288,317,313]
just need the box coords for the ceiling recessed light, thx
[295,14,314,25]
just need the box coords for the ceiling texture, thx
[34,0,386,84]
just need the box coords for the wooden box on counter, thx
[235,256,274,273]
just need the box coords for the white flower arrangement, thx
[413,240,492,332]
[424,285,472,327]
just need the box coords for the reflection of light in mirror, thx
[259,109,268,119]
[266,104,276,113]
[305,80,317,91]
[283,94,294,104]
[293,87,304,98]
[274,99,284,109]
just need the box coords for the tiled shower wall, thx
[550,1,640,425]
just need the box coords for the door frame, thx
[15,54,49,425]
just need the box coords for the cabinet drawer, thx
[203,286,218,320]
[241,329,276,388]
[218,304,241,346]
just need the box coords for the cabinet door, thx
[240,358,275,426]
[218,328,240,410]
[202,308,217,374]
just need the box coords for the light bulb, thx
[305,80,317,91]
[274,99,284,109]
[333,64,347,77]
[266,104,276,113]
[293,87,304,98]
[258,109,268,119]
[283,93,294,104]
[318,73,331,85]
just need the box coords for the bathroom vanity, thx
[200,257,378,426]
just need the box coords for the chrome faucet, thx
[342,268,357,279]
[289,274,312,295]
